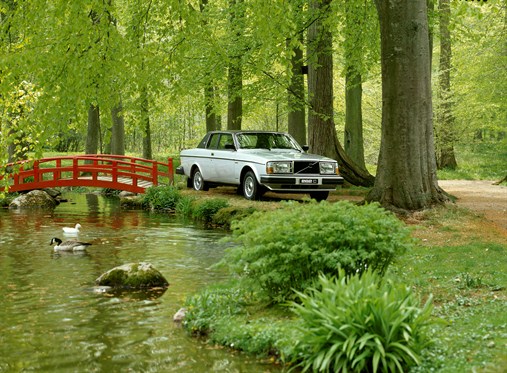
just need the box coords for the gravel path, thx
[438,180,507,233]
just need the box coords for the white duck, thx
[50,237,92,252]
[62,223,82,234]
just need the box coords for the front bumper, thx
[260,175,344,192]
[175,165,185,175]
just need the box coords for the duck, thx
[62,223,82,234]
[50,237,92,252]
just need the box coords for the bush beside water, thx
[221,200,413,302]
[182,200,434,371]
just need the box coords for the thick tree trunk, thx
[344,70,366,170]
[368,0,448,211]
[287,40,306,146]
[110,101,125,155]
[85,104,100,155]
[307,0,374,187]
[436,0,457,169]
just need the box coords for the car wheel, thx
[309,191,329,201]
[242,171,262,200]
[192,168,208,191]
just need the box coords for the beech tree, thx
[435,0,457,169]
[307,0,374,187]
[367,0,448,211]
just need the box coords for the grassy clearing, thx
[437,141,507,181]
[393,206,507,372]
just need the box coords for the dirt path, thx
[438,180,507,233]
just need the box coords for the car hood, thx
[238,149,336,162]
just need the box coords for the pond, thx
[0,193,282,372]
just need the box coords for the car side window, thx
[217,134,234,150]
[207,134,220,149]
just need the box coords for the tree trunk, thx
[287,40,306,146]
[201,0,220,133]
[141,87,152,159]
[307,0,374,187]
[436,0,457,169]
[85,104,100,155]
[110,100,125,155]
[367,0,448,211]
[344,69,366,170]
[205,83,220,132]
[227,0,243,130]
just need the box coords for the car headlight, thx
[266,161,293,174]
[320,162,338,175]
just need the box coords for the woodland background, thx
[0,0,505,206]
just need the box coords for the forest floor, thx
[182,179,507,242]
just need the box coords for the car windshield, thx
[236,133,301,151]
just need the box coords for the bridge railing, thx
[2,154,175,194]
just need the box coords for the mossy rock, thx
[95,262,169,289]
[9,190,58,209]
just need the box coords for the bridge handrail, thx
[1,154,175,194]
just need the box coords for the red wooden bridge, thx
[2,155,174,194]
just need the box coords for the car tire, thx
[242,171,263,200]
[309,191,329,201]
[192,168,208,191]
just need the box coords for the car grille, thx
[294,161,320,174]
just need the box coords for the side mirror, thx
[302,145,309,152]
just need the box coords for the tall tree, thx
[343,0,366,170]
[307,0,374,186]
[435,0,457,169]
[367,0,448,211]
[110,100,125,155]
[227,0,244,130]
[85,104,100,155]
[200,0,221,132]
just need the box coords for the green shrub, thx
[290,270,434,373]
[142,185,181,210]
[221,200,412,302]
[192,198,229,223]
[175,195,195,217]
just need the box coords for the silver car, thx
[176,130,344,201]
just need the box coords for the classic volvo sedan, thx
[176,130,344,201]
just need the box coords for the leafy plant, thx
[290,270,434,373]
[141,185,181,210]
[221,200,413,302]
[175,195,195,217]
[192,198,229,223]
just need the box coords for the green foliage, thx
[175,195,195,217]
[192,198,229,223]
[141,185,181,211]
[290,270,434,373]
[222,201,412,302]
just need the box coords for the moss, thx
[96,262,169,289]
[212,206,257,229]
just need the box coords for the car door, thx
[211,133,237,184]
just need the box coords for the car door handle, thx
[211,153,214,156]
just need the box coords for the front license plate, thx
[300,178,318,184]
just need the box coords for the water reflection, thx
[0,193,283,372]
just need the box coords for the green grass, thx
[437,141,507,181]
